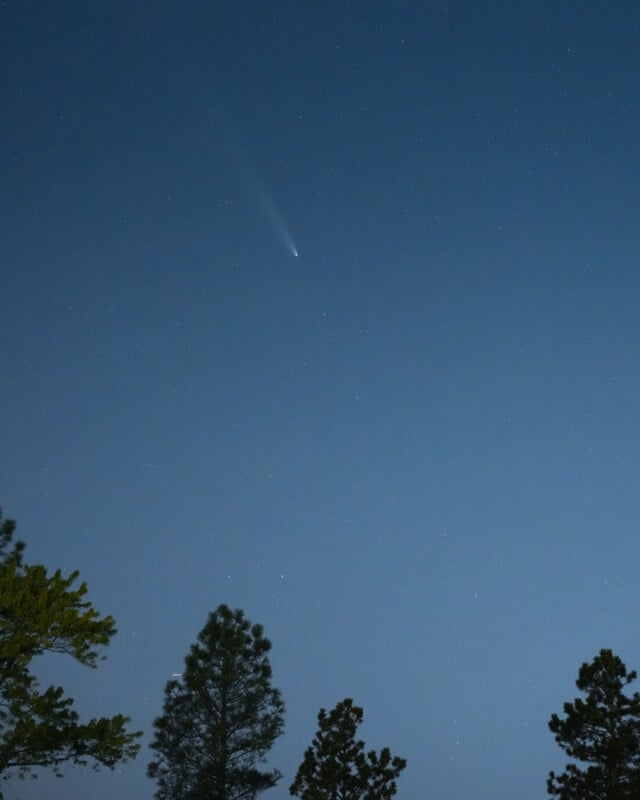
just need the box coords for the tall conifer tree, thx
[548,649,640,800]
[0,511,141,797]
[148,605,284,800]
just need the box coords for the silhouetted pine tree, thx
[548,649,640,800]
[148,605,284,800]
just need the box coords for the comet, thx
[168,73,299,258]
[252,175,299,259]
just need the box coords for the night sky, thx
[2,2,640,799]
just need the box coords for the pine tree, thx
[0,511,141,796]
[290,698,406,800]
[148,604,284,800]
[548,648,640,800]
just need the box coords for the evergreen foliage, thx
[548,648,640,800]
[148,604,284,800]
[0,510,141,796]
[290,698,406,800]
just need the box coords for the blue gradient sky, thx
[2,2,640,799]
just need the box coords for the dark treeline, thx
[1,509,640,799]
